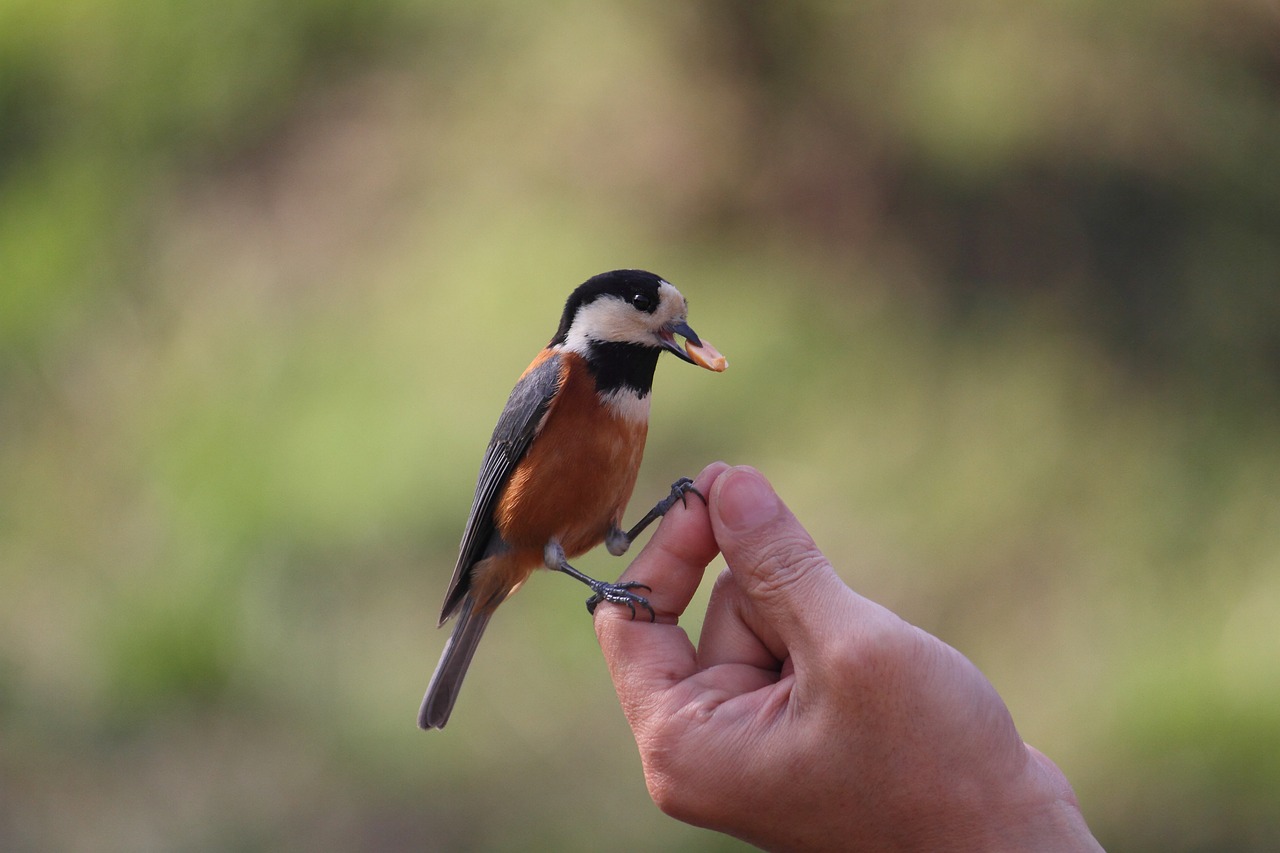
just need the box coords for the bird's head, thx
[551,270,726,371]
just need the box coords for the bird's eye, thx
[630,292,653,311]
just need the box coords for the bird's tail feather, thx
[418,595,494,729]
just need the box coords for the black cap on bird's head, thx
[550,270,726,372]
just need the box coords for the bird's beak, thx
[659,320,728,372]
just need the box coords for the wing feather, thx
[438,352,564,623]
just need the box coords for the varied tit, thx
[418,269,727,730]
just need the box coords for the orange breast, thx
[495,355,648,560]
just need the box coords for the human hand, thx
[595,463,1100,852]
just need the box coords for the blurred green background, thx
[3,1,1279,850]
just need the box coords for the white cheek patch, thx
[599,387,651,423]
[562,299,638,354]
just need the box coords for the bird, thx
[418,269,727,730]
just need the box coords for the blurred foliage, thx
[2,0,1279,850]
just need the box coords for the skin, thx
[594,463,1102,852]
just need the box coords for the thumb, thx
[709,466,851,653]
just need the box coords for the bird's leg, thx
[605,476,705,557]
[544,541,655,622]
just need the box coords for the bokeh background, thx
[3,1,1279,850]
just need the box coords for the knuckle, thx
[636,731,692,818]
[822,612,923,693]
[635,701,722,823]
[824,629,884,686]
[707,566,736,599]
[645,769,690,821]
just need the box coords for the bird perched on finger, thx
[418,269,727,730]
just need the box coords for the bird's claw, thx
[585,580,656,622]
[667,476,705,512]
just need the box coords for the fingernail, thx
[716,468,780,532]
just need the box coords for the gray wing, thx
[437,352,564,624]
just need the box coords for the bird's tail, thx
[418,595,495,729]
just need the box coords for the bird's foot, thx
[662,477,705,513]
[617,477,707,551]
[585,580,655,622]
